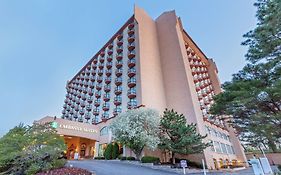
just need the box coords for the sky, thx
[0,0,257,136]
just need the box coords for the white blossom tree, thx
[110,108,160,160]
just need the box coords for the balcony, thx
[102,103,110,111]
[116,53,123,61]
[92,117,98,125]
[79,109,85,115]
[105,69,112,76]
[128,77,136,88]
[97,76,103,83]
[104,85,111,92]
[99,56,105,63]
[115,69,123,77]
[80,76,84,81]
[95,92,101,98]
[128,34,135,43]
[128,28,135,36]
[88,90,94,96]
[103,93,110,102]
[97,69,103,76]
[117,34,123,41]
[101,113,109,121]
[114,96,122,105]
[82,88,87,94]
[86,105,92,112]
[89,82,95,88]
[81,102,86,108]
[96,84,102,90]
[128,23,134,30]
[105,77,111,84]
[81,95,86,101]
[81,71,85,75]
[94,99,101,107]
[127,101,137,109]
[93,108,99,116]
[108,43,113,49]
[114,87,122,95]
[93,58,98,64]
[87,97,93,103]
[113,108,122,116]
[117,45,123,53]
[128,42,135,51]
[74,107,79,112]
[76,100,80,105]
[106,62,113,69]
[128,58,136,68]
[107,56,113,62]
[84,113,91,120]
[100,51,105,57]
[115,77,122,86]
[108,49,113,55]
[92,63,97,70]
[127,89,136,98]
[117,39,123,46]
[116,60,123,69]
[78,117,83,123]
[98,63,104,69]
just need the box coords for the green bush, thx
[0,123,67,175]
[104,143,113,160]
[117,154,123,160]
[126,156,136,161]
[94,156,105,160]
[141,156,160,163]
[278,164,281,171]
[112,143,119,159]
[120,156,127,160]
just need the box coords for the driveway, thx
[67,160,279,175]
[67,160,179,175]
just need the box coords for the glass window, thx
[214,141,221,153]
[221,143,227,154]
[100,126,109,136]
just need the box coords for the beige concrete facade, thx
[59,6,247,169]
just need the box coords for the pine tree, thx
[210,0,281,152]
[159,109,209,165]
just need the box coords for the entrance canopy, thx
[37,116,100,141]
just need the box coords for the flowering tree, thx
[110,108,160,160]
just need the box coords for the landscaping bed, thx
[36,167,93,175]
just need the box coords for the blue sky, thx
[0,0,256,136]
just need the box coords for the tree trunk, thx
[172,152,175,165]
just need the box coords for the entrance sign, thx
[60,124,97,133]
[180,160,187,174]
[50,121,97,134]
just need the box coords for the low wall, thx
[246,153,281,165]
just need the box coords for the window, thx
[100,126,109,136]
[220,143,227,154]
[214,141,222,153]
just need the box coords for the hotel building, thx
[41,6,248,169]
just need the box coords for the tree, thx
[159,109,209,165]
[0,123,66,175]
[110,108,160,160]
[104,143,113,160]
[112,143,119,159]
[210,0,281,152]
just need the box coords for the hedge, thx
[141,156,160,163]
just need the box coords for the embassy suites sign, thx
[51,121,97,134]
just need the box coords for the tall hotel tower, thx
[61,6,247,169]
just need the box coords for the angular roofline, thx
[69,15,135,84]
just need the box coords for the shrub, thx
[36,167,91,175]
[112,143,119,159]
[141,156,160,164]
[277,164,281,171]
[126,156,136,161]
[104,143,113,160]
[94,156,105,160]
[117,154,123,160]
[120,156,127,161]
[0,123,66,175]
